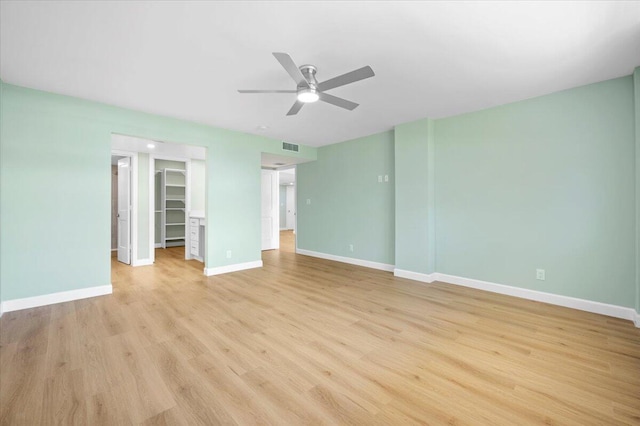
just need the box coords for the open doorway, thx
[261,153,303,255]
[111,134,206,270]
[154,159,188,257]
[278,167,296,253]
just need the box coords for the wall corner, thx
[394,117,436,275]
[634,67,640,316]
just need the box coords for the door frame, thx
[149,154,192,264]
[111,149,139,266]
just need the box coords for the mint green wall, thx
[0,80,4,306]
[296,74,637,312]
[634,67,640,314]
[191,159,206,212]
[137,153,150,260]
[0,82,316,302]
[395,118,435,274]
[435,76,635,307]
[297,131,395,265]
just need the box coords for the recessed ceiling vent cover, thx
[282,142,299,152]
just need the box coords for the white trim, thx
[394,269,436,283]
[132,258,153,267]
[431,273,639,325]
[1,285,113,313]
[149,155,156,264]
[204,260,263,276]
[634,310,640,328]
[185,159,192,260]
[296,249,394,272]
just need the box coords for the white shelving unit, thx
[159,168,186,248]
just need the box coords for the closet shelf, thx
[159,168,186,249]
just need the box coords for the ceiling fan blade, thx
[317,66,375,92]
[238,90,296,93]
[319,92,359,111]
[273,52,309,88]
[286,101,304,116]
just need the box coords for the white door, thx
[117,157,131,264]
[286,185,296,232]
[261,170,279,250]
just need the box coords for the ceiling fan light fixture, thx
[297,88,319,103]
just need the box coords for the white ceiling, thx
[2,2,639,147]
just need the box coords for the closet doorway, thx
[111,134,206,269]
[154,158,188,257]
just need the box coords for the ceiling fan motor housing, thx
[299,64,318,87]
[297,65,319,102]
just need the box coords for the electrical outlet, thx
[226,250,232,259]
[384,175,389,182]
[536,269,545,280]
[378,175,382,183]
[349,244,354,252]
[306,199,311,205]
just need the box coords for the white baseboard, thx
[635,310,640,328]
[1,284,113,313]
[154,243,162,248]
[204,260,263,276]
[394,269,436,283]
[132,258,153,267]
[296,249,394,272]
[428,272,638,325]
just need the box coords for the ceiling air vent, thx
[282,142,299,152]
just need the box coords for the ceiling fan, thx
[238,52,375,116]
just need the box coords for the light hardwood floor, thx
[2,240,639,425]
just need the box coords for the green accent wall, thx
[0,82,316,302]
[297,74,638,312]
[435,76,635,307]
[635,67,640,315]
[297,131,395,265]
[395,118,435,274]
[191,159,206,213]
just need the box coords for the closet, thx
[155,160,187,248]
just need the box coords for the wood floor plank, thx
[1,231,639,425]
